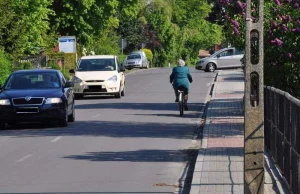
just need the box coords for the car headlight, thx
[45,98,62,104]
[72,76,82,83]
[0,99,11,105]
[107,75,118,82]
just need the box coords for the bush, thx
[0,50,12,85]
[62,69,70,81]
[22,62,33,69]
[117,55,127,65]
[141,48,153,66]
[50,63,61,70]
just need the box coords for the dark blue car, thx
[0,69,75,129]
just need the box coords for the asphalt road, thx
[0,68,216,193]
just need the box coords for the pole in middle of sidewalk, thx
[244,0,264,193]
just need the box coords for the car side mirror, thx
[65,81,74,88]
[119,67,126,72]
[69,69,75,74]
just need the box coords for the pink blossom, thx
[287,53,292,58]
[269,29,274,36]
[231,19,239,27]
[292,27,300,33]
[274,0,281,6]
[224,14,231,21]
[296,20,300,25]
[282,24,288,32]
[271,38,283,47]
[242,12,246,19]
[233,27,240,36]
[271,20,279,29]
[237,1,246,10]
[293,2,299,7]
[282,15,292,23]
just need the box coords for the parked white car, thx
[195,47,244,72]
[69,55,125,99]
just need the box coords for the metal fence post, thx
[244,0,264,193]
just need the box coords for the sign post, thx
[58,36,77,69]
[244,0,264,193]
[58,36,76,53]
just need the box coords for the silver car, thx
[124,52,149,69]
[195,47,244,72]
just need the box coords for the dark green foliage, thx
[0,50,12,85]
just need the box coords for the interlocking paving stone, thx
[191,71,280,194]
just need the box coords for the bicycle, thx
[178,86,186,117]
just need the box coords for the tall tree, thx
[143,0,179,66]
[171,0,223,62]
[1,0,53,57]
[117,0,146,52]
[49,0,119,46]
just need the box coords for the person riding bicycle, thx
[169,59,193,110]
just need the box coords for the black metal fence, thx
[264,86,300,194]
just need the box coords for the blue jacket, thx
[170,66,193,91]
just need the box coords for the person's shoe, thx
[184,105,188,111]
[175,99,179,102]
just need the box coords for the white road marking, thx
[16,154,32,163]
[50,136,62,143]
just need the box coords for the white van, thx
[69,55,126,99]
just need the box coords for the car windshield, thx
[127,54,141,60]
[77,59,116,71]
[4,72,61,90]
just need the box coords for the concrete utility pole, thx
[244,0,264,193]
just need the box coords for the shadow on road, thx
[75,102,204,112]
[63,149,190,163]
[0,120,196,139]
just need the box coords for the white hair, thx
[177,59,185,67]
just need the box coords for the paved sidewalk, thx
[190,70,284,194]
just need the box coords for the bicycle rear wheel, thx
[178,91,184,116]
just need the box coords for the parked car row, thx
[195,47,244,72]
[0,54,127,129]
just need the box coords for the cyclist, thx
[169,59,193,110]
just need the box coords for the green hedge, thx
[0,51,12,86]
[46,52,77,80]
[141,48,153,67]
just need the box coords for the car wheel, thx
[68,102,75,122]
[121,84,125,96]
[59,106,68,127]
[206,63,216,72]
[115,87,122,98]
[0,122,5,130]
